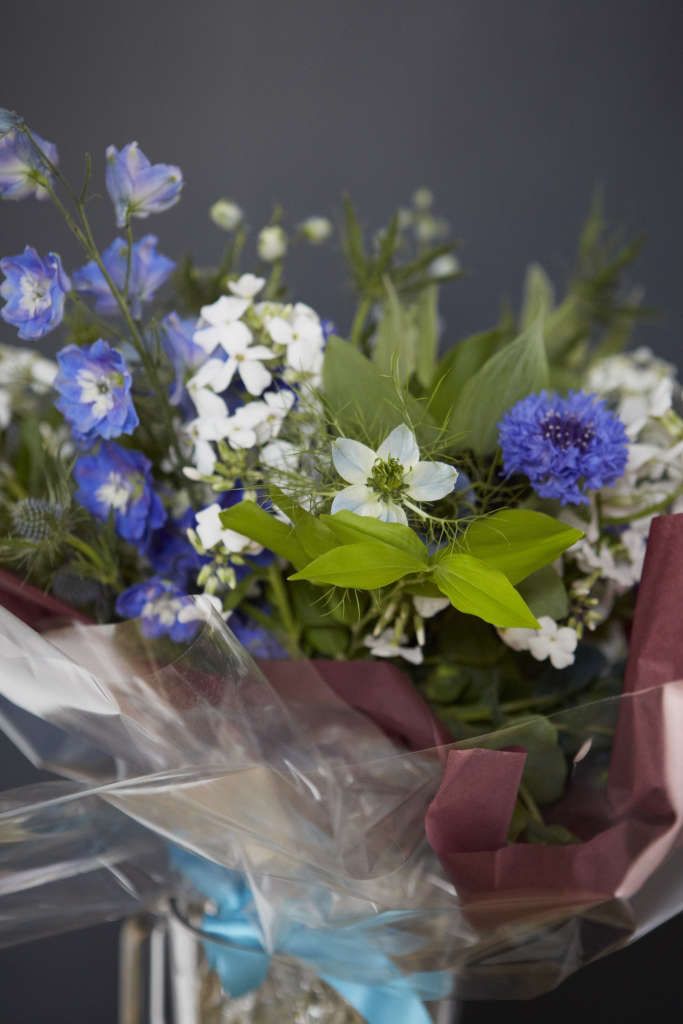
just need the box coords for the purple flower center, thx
[540,411,595,453]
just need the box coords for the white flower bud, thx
[429,253,460,278]
[210,199,243,231]
[257,225,288,261]
[300,216,333,244]
[413,187,433,210]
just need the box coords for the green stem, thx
[519,782,544,825]
[266,563,300,653]
[263,260,283,300]
[349,295,371,348]
[124,221,134,298]
[64,533,113,579]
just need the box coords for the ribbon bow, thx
[171,848,453,1024]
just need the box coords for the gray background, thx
[1,1,683,1020]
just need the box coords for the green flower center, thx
[368,456,407,499]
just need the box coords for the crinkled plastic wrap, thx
[1,516,683,1002]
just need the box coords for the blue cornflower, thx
[54,340,139,446]
[105,142,183,229]
[0,128,57,201]
[498,389,629,505]
[73,441,166,545]
[115,578,198,643]
[0,246,70,339]
[72,234,175,319]
[160,311,206,405]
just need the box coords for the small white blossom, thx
[195,502,262,555]
[210,199,243,231]
[331,423,458,525]
[587,347,676,438]
[499,616,578,670]
[261,439,299,473]
[228,273,265,299]
[193,296,251,355]
[258,225,287,262]
[300,216,333,243]
[429,253,460,278]
[364,629,424,665]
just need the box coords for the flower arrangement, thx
[1,106,683,1015]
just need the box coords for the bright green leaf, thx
[433,552,539,628]
[269,486,336,560]
[320,510,428,560]
[289,540,427,590]
[372,277,417,384]
[428,327,506,427]
[461,509,583,584]
[517,565,569,619]
[219,501,307,568]
[447,318,550,454]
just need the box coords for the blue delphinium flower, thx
[115,578,198,642]
[498,390,629,505]
[0,109,22,138]
[148,508,207,586]
[72,234,175,319]
[73,441,166,544]
[160,312,206,405]
[105,142,183,229]
[54,339,139,445]
[228,611,288,658]
[0,128,58,200]
[0,246,70,339]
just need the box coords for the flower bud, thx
[257,225,287,262]
[300,216,333,244]
[210,198,243,231]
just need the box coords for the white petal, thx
[228,274,265,299]
[548,646,576,670]
[331,484,383,518]
[239,359,272,396]
[331,437,376,484]
[194,439,217,475]
[189,357,234,392]
[405,460,458,501]
[200,295,250,325]
[193,324,224,354]
[264,389,295,415]
[195,416,232,441]
[261,440,299,472]
[195,503,225,549]
[225,423,257,449]
[376,424,419,470]
[244,344,275,361]
[191,388,229,419]
[266,316,293,345]
[377,500,408,525]
[216,320,253,355]
[413,596,450,618]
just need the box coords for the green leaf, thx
[520,263,555,330]
[372,277,417,384]
[289,540,427,589]
[517,565,569,619]
[320,510,428,560]
[433,552,539,628]
[462,509,583,584]
[304,625,349,657]
[342,195,367,288]
[269,486,336,560]
[219,501,307,568]
[323,335,436,447]
[429,327,506,427]
[447,319,550,454]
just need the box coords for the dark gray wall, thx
[1,2,683,1020]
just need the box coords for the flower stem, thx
[266,563,300,654]
[349,295,371,348]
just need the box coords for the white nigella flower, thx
[331,423,458,525]
[195,502,263,555]
[499,616,578,670]
[228,273,266,299]
[258,225,288,262]
[364,629,424,665]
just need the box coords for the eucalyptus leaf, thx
[433,552,539,628]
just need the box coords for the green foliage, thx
[218,501,308,568]
[447,319,549,453]
[517,565,569,619]
[460,509,583,584]
[289,540,428,590]
[433,552,539,628]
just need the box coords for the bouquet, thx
[1,106,683,1019]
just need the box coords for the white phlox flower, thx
[587,347,676,438]
[228,273,266,299]
[499,616,578,670]
[181,417,220,477]
[261,439,300,473]
[195,502,263,555]
[193,295,251,355]
[331,423,458,525]
[266,309,325,383]
[186,358,231,418]
[364,629,424,665]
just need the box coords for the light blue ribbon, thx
[171,848,453,1024]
